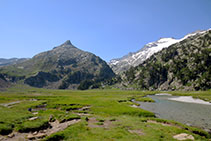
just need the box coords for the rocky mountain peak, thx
[62,40,72,46]
[0,40,115,90]
[52,40,75,51]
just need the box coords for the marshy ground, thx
[0,85,210,140]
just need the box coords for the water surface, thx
[137,95,211,131]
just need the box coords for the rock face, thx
[122,29,211,91]
[0,40,115,89]
[0,74,10,89]
[109,30,207,74]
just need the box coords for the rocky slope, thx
[0,58,28,67]
[109,30,207,74]
[0,40,115,89]
[121,29,211,91]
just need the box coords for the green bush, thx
[16,120,49,133]
[44,133,65,141]
[0,123,13,135]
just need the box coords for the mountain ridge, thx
[109,30,207,74]
[0,40,115,89]
[120,29,211,91]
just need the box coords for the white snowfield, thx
[109,29,209,73]
[168,96,211,105]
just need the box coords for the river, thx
[136,94,211,131]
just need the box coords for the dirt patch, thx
[147,120,173,127]
[0,119,81,141]
[87,117,114,129]
[128,129,144,136]
[173,133,194,140]
[78,106,91,111]
[29,117,38,121]
[0,101,21,108]
[75,113,91,116]
[45,119,81,136]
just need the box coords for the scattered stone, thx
[32,112,38,115]
[131,105,138,108]
[7,133,14,138]
[27,134,35,140]
[79,106,90,111]
[32,131,38,135]
[43,130,47,133]
[47,119,80,136]
[29,117,38,121]
[173,133,194,140]
[35,133,46,138]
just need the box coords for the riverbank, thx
[137,94,211,133]
[0,86,210,140]
[168,96,211,105]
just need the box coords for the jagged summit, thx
[58,40,74,47]
[52,40,75,50]
[62,40,72,46]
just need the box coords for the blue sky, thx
[0,0,210,61]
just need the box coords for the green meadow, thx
[0,86,211,140]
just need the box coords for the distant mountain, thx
[121,29,211,91]
[0,58,28,67]
[109,30,207,74]
[0,40,115,89]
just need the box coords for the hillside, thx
[109,30,207,74]
[0,58,28,67]
[121,29,211,91]
[0,40,115,89]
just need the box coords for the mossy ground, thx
[0,85,210,140]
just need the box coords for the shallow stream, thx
[136,94,211,131]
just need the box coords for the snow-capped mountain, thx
[108,30,207,74]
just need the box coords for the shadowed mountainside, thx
[0,40,115,89]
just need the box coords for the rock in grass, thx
[35,133,47,138]
[7,133,14,138]
[27,134,35,140]
[32,112,38,115]
[173,133,194,140]
[29,117,38,121]
[33,131,38,135]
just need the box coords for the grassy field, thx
[0,85,210,140]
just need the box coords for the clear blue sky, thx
[0,0,210,61]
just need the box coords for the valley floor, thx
[0,85,211,140]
